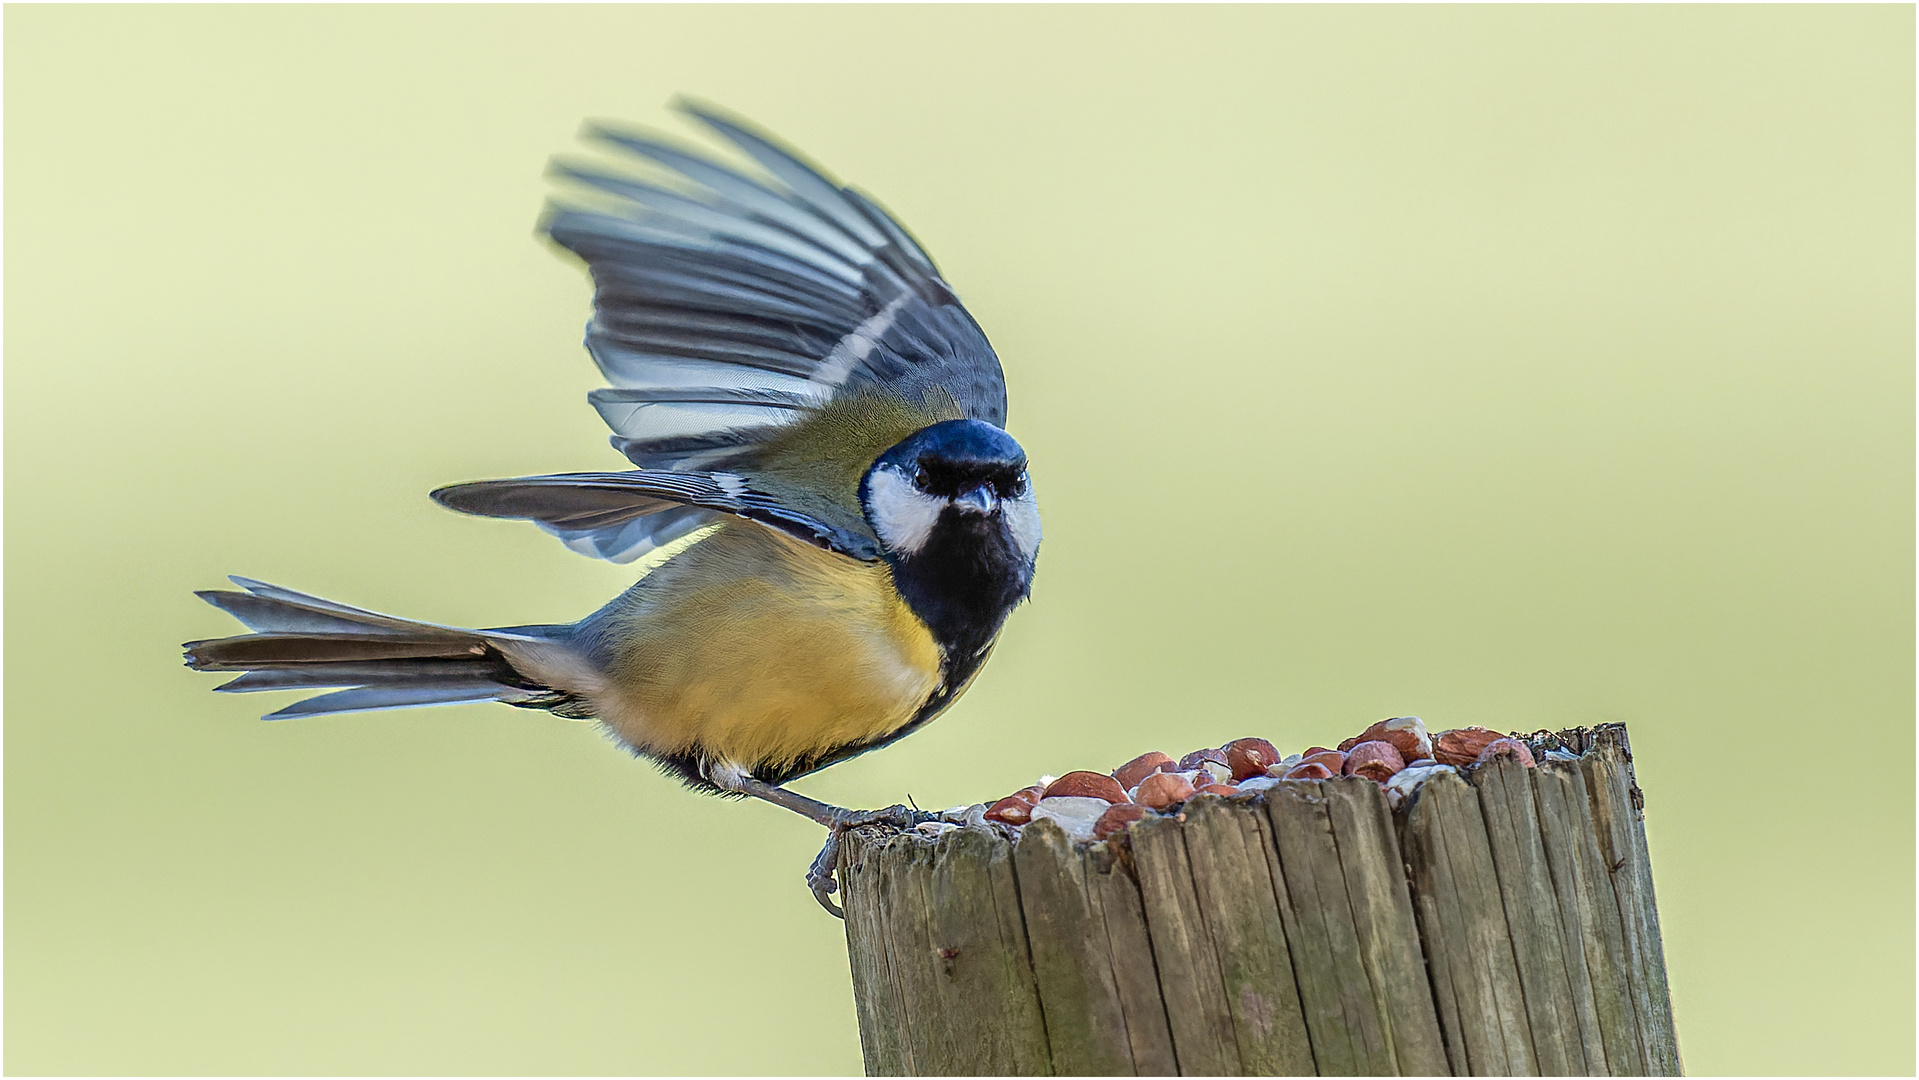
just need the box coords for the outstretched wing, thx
[432,471,882,563]
[458,100,1008,564]
[550,99,1005,473]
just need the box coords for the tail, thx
[184,577,581,720]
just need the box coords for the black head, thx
[858,419,1040,667]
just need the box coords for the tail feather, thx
[212,660,510,693]
[184,633,488,669]
[198,588,433,637]
[220,576,547,640]
[185,579,578,721]
[260,680,530,720]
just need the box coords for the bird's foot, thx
[722,772,935,918]
[805,804,935,918]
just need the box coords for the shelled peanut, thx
[974,717,1544,843]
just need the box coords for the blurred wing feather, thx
[547,100,1007,460]
[458,100,1008,565]
[433,471,881,562]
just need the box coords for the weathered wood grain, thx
[1622,799,1680,1077]
[1013,818,1141,1075]
[1581,731,1681,1076]
[1086,844,1180,1076]
[1474,756,1584,1075]
[876,833,944,1073]
[1265,780,1396,1074]
[1320,778,1452,1076]
[1130,811,1242,1075]
[1533,760,1639,1075]
[841,828,1051,1076]
[1266,782,1365,1073]
[842,828,907,1076]
[1180,796,1317,1075]
[929,827,1054,1074]
[839,723,1678,1078]
[1399,771,1539,1076]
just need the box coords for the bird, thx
[183,99,1040,916]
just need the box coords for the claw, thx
[807,827,849,917]
[804,804,935,919]
[724,775,939,918]
[809,855,845,918]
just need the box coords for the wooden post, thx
[839,724,1680,1076]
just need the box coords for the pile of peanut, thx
[951,718,1540,845]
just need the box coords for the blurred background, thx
[6,6,1911,1075]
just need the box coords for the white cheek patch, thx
[866,466,947,555]
[1004,488,1042,561]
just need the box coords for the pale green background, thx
[7,5,1911,1075]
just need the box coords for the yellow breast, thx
[587,522,944,775]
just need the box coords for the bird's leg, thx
[725,773,934,918]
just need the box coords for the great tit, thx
[184,100,1040,914]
